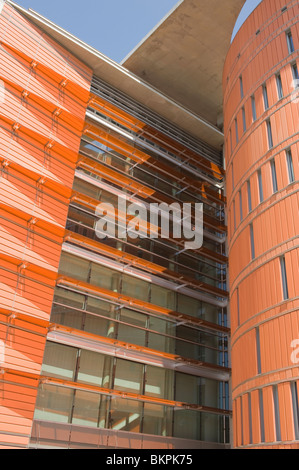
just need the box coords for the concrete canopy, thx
[123,0,246,128]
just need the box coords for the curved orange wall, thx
[223,0,299,448]
[0,3,92,448]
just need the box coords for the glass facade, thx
[34,77,230,446]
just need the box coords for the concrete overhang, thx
[123,0,246,129]
[6,0,244,151]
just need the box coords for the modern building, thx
[0,0,297,451]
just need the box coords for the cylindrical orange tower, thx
[223,0,299,449]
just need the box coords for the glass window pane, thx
[263,84,269,109]
[175,373,199,404]
[271,159,278,193]
[110,397,142,433]
[151,284,176,310]
[90,263,120,292]
[51,304,83,330]
[147,315,175,354]
[114,358,143,394]
[85,313,116,338]
[145,366,174,400]
[251,96,257,121]
[72,390,101,427]
[53,287,85,309]
[177,294,202,318]
[143,403,173,436]
[41,342,78,380]
[84,298,116,337]
[287,31,295,54]
[121,274,149,301]
[34,384,74,423]
[77,350,112,388]
[287,150,295,183]
[59,253,90,282]
[173,409,201,441]
[118,309,146,347]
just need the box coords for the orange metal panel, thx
[56,275,229,335]
[0,3,92,448]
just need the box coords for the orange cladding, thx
[0,3,92,448]
[223,0,299,448]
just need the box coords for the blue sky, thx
[12,0,262,62]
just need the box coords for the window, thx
[258,169,264,203]
[240,75,244,99]
[263,84,269,110]
[256,327,262,374]
[271,159,278,193]
[280,255,289,300]
[247,180,252,212]
[239,190,243,222]
[276,73,283,99]
[259,389,265,443]
[248,393,253,445]
[291,382,299,440]
[273,385,281,442]
[286,30,295,54]
[251,95,257,121]
[250,223,255,260]
[267,119,273,149]
[242,107,246,132]
[232,162,235,190]
[286,149,295,183]
[235,118,239,144]
[292,62,299,83]
[233,199,236,231]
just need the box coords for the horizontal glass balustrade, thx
[51,287,228,367]
[34,383,229,443]
[58,252,227,327]
[79,137,225,224]
[90,77,223,167]
[34,340,229,443]
[66,205,226,291]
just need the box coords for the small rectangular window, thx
[273,385,281,442]
[235,118,239,143]
[267,119,273,149]
[292,62,299,83]
[248,393,253,444]
[286,30,295,54]
[286,149,295,183]
[263,84,269,110]
[280,255,289,300]
[258,169,264,203]
[233,199,236,231]
[291,382,299,440]
[247,180,252,212]
[256,327,262,374]
[276,73,283,99]
[251,95,257,121]
[240,395,244,446]
[250,223,255,260]
[271,159,278,193]
[240,75,244,99]
[259,389,265,443]
[239,190,243,222]
[242,107,246,132]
